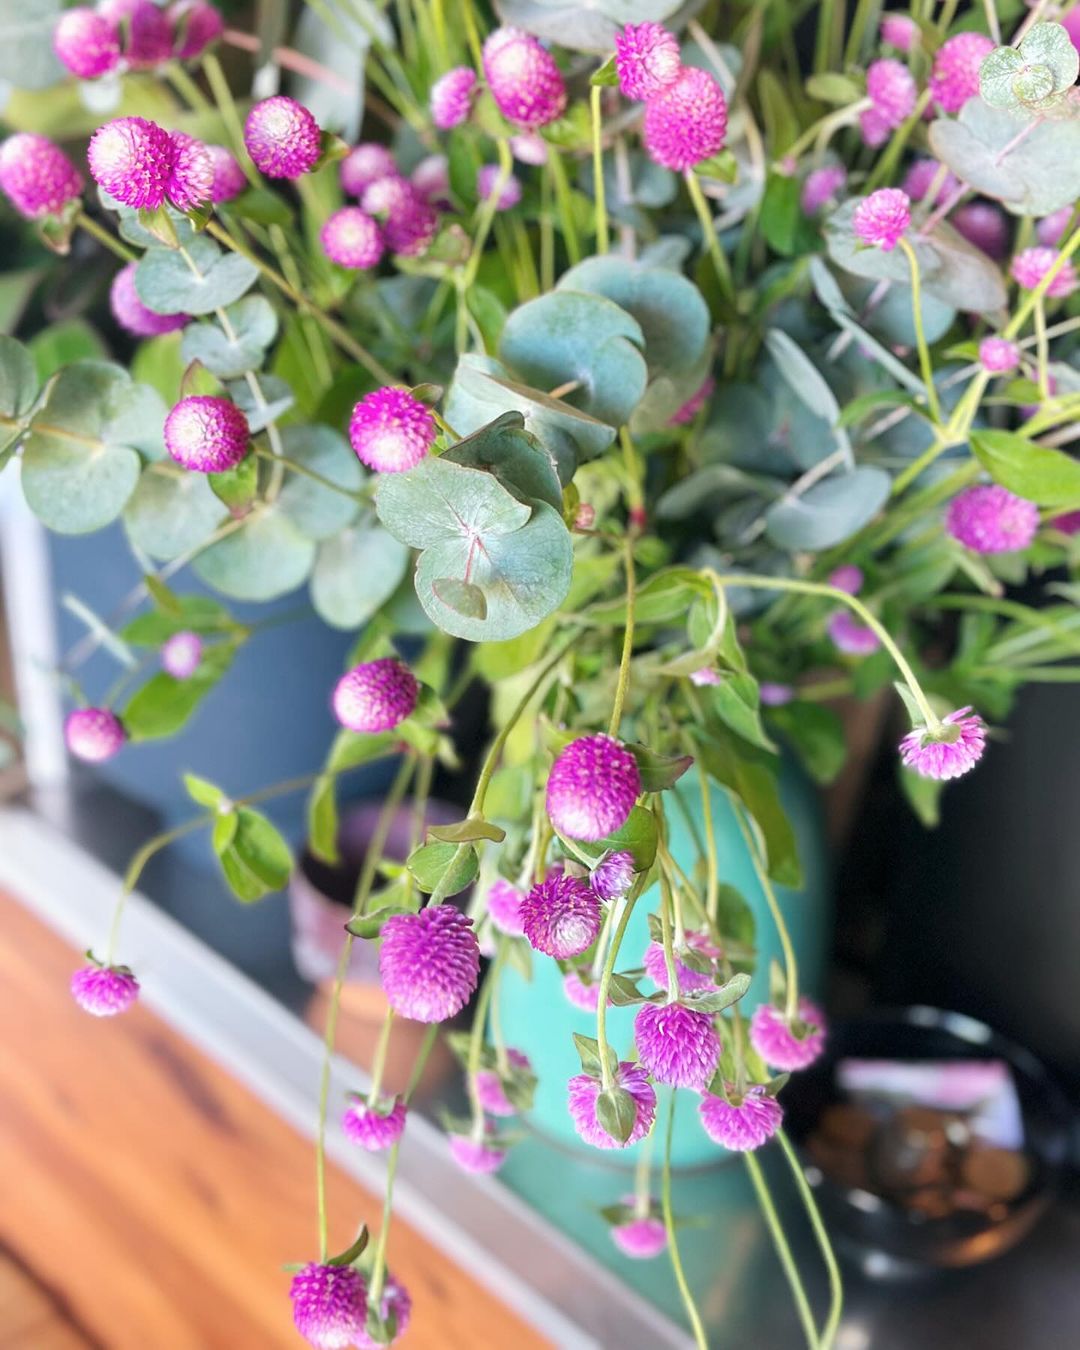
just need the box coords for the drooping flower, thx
[0,133,82,220]
[359,175,438,256]
[244,96,321,179]
[65,707,125,762]
[166,131,213,210]
[100,0,172,67]
[546,734,641,841]
[643,928,720,994]
[206,144,246,202]
[521,871,602,959]
[87,116,176,209]
[289,1262,366,1350]
[483,27,567,129]
[880,14,918,52]
[952,202,1009,260]
[476,163,522,211]
[474,1048,531,1117]
[611,1206,667,1259]
[945,484,1040,553]
[509,132,548,166]
[379,904,480,1023]
[634,1001,721,1090]
[1037,206,1072,248]
[486,878,526,937]
[110,263,188,336]
[899,707,987,780]
[827,610,882,657]
[567,1062,657,1149]
[410,154,451,206]
[642,66,728,171]
[563,970,602,1011]
[340,142,398,197]
[613,21,681,101]
[862,58,917,142]
[320,207,384,270]
[332,657,419,733]
[430,66,477,130]
[828,563,863,595]
[668,375,716,425]
[448,1126,507,1174]
[171,0,225,61]
[852,187,911,251]
[354,1274,412,1350]
[348,386,435,472]
[750,998,827,1071]
[929,31,994,113]
[342,1095,407,1151]
[978,336,1021,374]
[1011,246,1078,299]
[590,850,635,902]
[161,630,203,680]
[70,962,139,1016]
[164,395,250,472]
[699,1085,783,1151]
[800,164,846,215]
[902,158,959,205]
[759,682,795,707]
[53,7,121,79]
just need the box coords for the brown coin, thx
[961,1147,1030,1202]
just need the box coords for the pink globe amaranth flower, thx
[342,1095,407,1151]
[486,878,525,937]
[289,1262,366,1350]
[430,66,476,130]
[167,131,213,210]
[244,96,321,179]
[170,0,224,61]
[930,31,994,113]
[563,970,602,1011]
[643,928,720,994]
[97,0,171,67]
[359,175,437,256]
[474,1048,531,1116]
[332,657,419,733]
[1052,509,1080,534]
[858,106,892,149]
[568,1062,656,1150]
[521,871,602,959]
[689,667,722,687]
[1011,246,1078,299]
[634,1001,721,1090]
[546,734,641,842]
[903,158,959,205]
[643,65,728,171]
[65,707,125,762]
[410,154,450,206]
[1065,5,1080,53]
[759,681,794,707]
[952,201,1009,260]
[449,1126,507,1174]
[340,143,397,197]
[614,21,681,101]
[70,962,139,1016]
[852,188,911,251]
[110,262,187,336]
[53,7,120,79]
[827,610,882,656]
[946,483,1040,554]
[164,395,250,473]
[750,998,827,1071]
[828,563,863,595]
[88,116,175,210]
[509,132,548,166]
[979,336,1021,374]
[320,207,384,270]
[700,1085,783,1151]
[590,849,635,902]
[1037,206,1072,249]
[483,27,567,129]
[899,706,987,781]
[880,14,918,52]
[611,1210,667,1259]
[801,164,846,215]
[161,629,202,679]
[477,163,522,211]
[379,904,480,1023]
[668,375,715,426]
[349,386,435,472]
[354,1275,411,1350]
[0,133,83,220]
[207,143,245,203]
[866,58,916,131]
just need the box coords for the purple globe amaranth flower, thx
[880,14,918,51]
[946,484,1039,554]
[476,163,522,211]
[1052,509,1080,534]
[828,610,882,657]
[1011,246,1078,299]
[332,657,418,733]
[430,66,476,130]
[568,1062,657,1150]
[801,164,846,215]
[858,106,892,149]
[164,395,250,473]
[853,188,911,251]
[65,707,125,762]
[509,132,548,166]
[340,142,397,197]
[0,133,83,220]
[359,176,437,256]
[88,116,175,210]
[700,1085,783,1151]
[349,386,435,473]
[546,733,641,841]
[70,962,139,1016]
[668,374,715,426]
[167,131,213,210]
[449,1126,507,1174]
[54,7,120,79]
[289,1262,366,1350]
[110,262,187,336]
[100,0,172,67]
[903,158,959,206]
[979,336,1021,374]
[930,31,994,113]
[320,207,384,270]
[759,682,794,707]
[750,998,827,1071]
[828,563,863,595]
[564,970,603,1011]
[689,667,722,687]
[865,58,917,132]
[244,95,321,179]
[643,66,728,171]
[634,1001,721,1090]
[611,1209,667,1259]
[411,154,451,206]
[521,871,602,959]
[1037,206,1072,248]
[379,904,480,1023]
[354,1275,411,1350]
[952,201,1009,260]
[486,878,526,937]
[161,630,202,679]
[614,21,681,101]
[590,850,635,902]
[643,928,720,994]
[170,0,224,60]
[206,144,245,203]
[900,707,987,781]
[474,1048,531,1117]
[342,1094,406,1151]
[483,27,567,129]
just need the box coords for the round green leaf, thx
[0,336,39,455]
[135,236,259,316]
[493,0,681,52]
[180,297,279,379]
[310,517,409,629]
[276,424,363,541]
[443,412,564,511]
[377,455,532,549]
[124,463,226,560]
[192,506,316,600]
[765,465,892,551]
[229,374,295,432]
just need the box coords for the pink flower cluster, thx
[861,58,916,147]
[349,387,435,473]
[54,0,222,80]
[88,117,215,211]
[0,134,83,220]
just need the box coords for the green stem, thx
[595,878,644,1089]
[607,533,636,737]
[662,1092,709,1350]
[76,211,136,262]
[1034,297,1050,399]
[202,52,260,187]
[107,813,214,960]
[777,1130,843,1350]
[253,446,366,500]
[466,944,502,1119]
[547,149,582,266]
[733,805,799,1021]
[367,1008,396,1103]
[461,139,514,295]
[164,59,212,112]
[744,1149,820,1350]
[685,169,734,303]
[897,237,942,425]
[697,757,720,923]
[590,83,609,254]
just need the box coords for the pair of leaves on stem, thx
[185,773,293,903]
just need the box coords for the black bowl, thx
[782,1006,1073,1276]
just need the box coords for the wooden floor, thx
[0,890,549,1349]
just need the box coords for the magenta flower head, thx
[98,0,171,67]
[161,630,202,680]
[449,1126,508,1175]
[164,395,250,473]
[568,1061,656,1150]
[611,1206,667,1259]
[828,563,863,595]
[510,132,548,166]
[70,962,139,1016]
[475,1047,531,1117]
[486,878,526,937]
[244,96,321,179]
[865,58,917,132]
[206,144,245,203]
[411,154,451,206]
[760,682,794,707]
[0,133,83,220]
[643,928,720,994]
[88,116,175,209]
[167,131,213,210]
[930,31,994,113]
[801,164,846,215]
[643,66,728,171]
[900,707,987,781]
[65,707,125,762]
[950,201,1008,260]
[54,7,120,79]
[349,386,435,473]
[750,998,827,1071]
[668,374,715,426]
[979,336,1021,374]
[289,1262,366,1350]
[342,1094,407,1151]
[946,483,1039,554]
[477,163,522,211]
[1037,207,1072,249]
[483,27,567,128]
[1052,510,1080,535]
[340,142,397,197]
[903,158,959,205]
[546,734,640,841]
[430,66,477,130]
[521,871,602,959]
[320,207,384,271]
[880,14,917,52]
[110,262,187,336]
[379,904,480,1023]
[171,0,225,61]
[564,970,602,1011]
[332,657,419,733]
[700,1085,783,1151]
[355,1275,411,1350]
[827,610,881,657]
[1011,246,1078,299]
[614,21,681,101]
[853,188,911,251]
[634,1001,721,1090]
[590,850,635,902]
[359,176,437,256]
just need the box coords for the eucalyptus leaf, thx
[136,237,259,317]
[310,517,409,629]
[0,335,39,454]
[124,464,227,561]
[979,23,1078,113]
[180,297,279,380]
[443,412,564,512]
[766,465,891,550]
[492,0,681,52]
[192,506,317,600]
[276,424,363,541]
[0,0,64,89]
[230,374,294,431]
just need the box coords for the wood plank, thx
[0,889,549,1350]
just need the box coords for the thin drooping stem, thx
[662,1092,709,1350]
[685,169,734,302]
[897,238,942,425]
[777,1130,844,1350]
[547,149,582,265]
[595,877,645,1089]
[590,83,609,254]
[367,1009,396,1103]
[744,1149,820,1350]
[697,757,720,923]
[1034,297,1051,399]
[76,211,136,262]
[733,804,799,1022]
[608,533,637,737]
